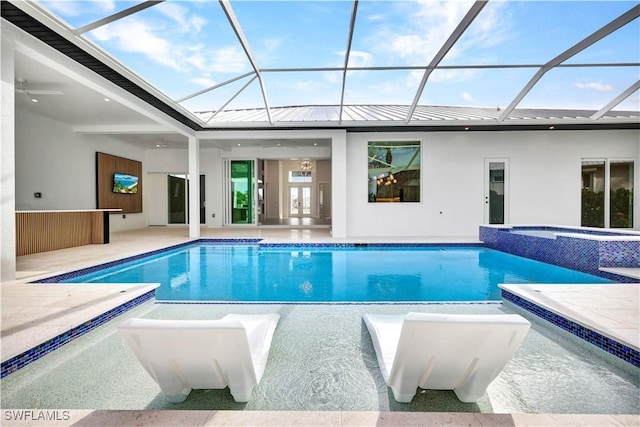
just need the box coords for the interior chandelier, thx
[377,173,397,186]
[299,160,313,171]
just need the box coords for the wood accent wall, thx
[96,152,142,213]
[16,211,107,256]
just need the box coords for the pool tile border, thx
[258,242,483,248]
[32,239,262,283]
[156,300,501,305]
[0,290,156,379]
[501,289,640,368]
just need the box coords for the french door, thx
[289,186,311,217]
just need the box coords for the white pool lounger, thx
[363,312,531,403]
[118,313,280,403]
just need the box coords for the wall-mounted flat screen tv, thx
[113,173,139,194]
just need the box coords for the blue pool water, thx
[58,244,613,302]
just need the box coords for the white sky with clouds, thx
[38,0,640,113]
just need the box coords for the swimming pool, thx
[51,243,613,302]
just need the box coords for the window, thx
[581,159,634,228]
[368,141,420,203]
[289,170,312,183]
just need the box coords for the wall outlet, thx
[212,213,216,218]
[122,214,126,219]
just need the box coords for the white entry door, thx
[484,158,509,224]
[289,186,311,217]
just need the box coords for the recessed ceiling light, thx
[156,144,161,148]
[104,98,110,102]
[313,142,318,146]
[464,127,470,130]
[31,98,38,103]
[549,125,555,130]
[237,143,241,146]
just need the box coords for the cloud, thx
[209,47,249,73]
[92,19,183,71]
[364,0,510,68]
[462,92,475,102]
[292,81,321,91]
[40,0,115,17]
[261,38,283,53]
[575,82,613,92]
[189,77,216,88]
[430,68,478,83]
[347,51,374,68]
[156,2,206,33]
[255,38,284,66]
[90,15,248,76]
[367,14,385,22]
[383,1,473,61]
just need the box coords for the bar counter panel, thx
[16,210,118,256]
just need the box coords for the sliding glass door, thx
[230,160,254,224]
[168,174,187,225]
[581,160,605,227]
[167,174,205,225]
[582,159,634,228]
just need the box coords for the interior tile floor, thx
[1,226,638,427]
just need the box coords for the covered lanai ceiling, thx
[5,0,640,129]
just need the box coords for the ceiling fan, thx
[16,78,64,98]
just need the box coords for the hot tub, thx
[479,225,640,281]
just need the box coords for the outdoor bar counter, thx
[16,209,120,256]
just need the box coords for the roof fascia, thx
[3,0,204,132]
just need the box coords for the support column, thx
[331,130,348,238]
[1,30,16,281]
[188,136,200,239]
[636,143,640,231]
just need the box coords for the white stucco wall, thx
[14,110,147,231]
[144,146,224,228]
[13,109,639,239]
[346,129,639,237]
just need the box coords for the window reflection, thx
[610,160,634,228]
[368,141,421,203]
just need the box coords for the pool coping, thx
[500,284,640,367]
[0,284,158,378]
